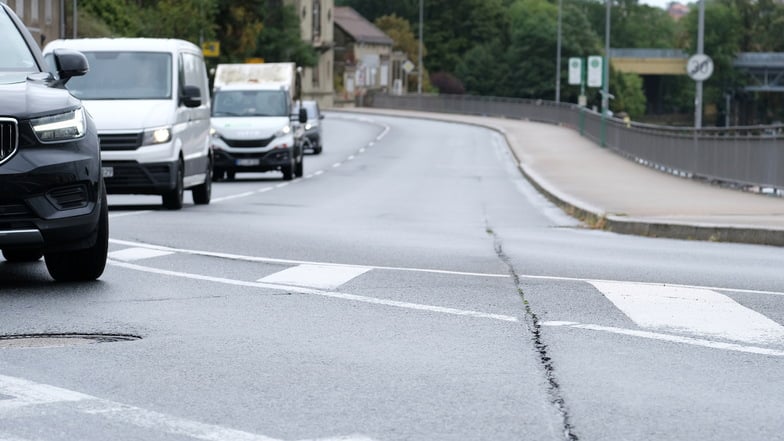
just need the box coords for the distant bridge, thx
[610,49,784,92]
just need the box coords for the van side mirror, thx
[52,49,89,84]
[181,85,202,108]
[298,108,308,124]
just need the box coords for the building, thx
[333,6,395,101]
[286,0,335,108]
[2,0,62,48]
[667,2,689,20]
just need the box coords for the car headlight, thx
[274,125,291,138]
[31,107,86,142]
[142,127,172,145]
[305,122,313,131]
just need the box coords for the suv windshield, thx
[213,90,289,117]
[0,7,38,84]
[64,51,172,100]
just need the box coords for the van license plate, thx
[236,159,260,166]
[102,167,114,178]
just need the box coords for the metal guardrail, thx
[365,93,784,193]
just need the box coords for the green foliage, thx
[79,0,142,37]
[374,15,423,65]
[456,40,510,96]
[610,70,646,118]
[138,0,218,43]
[255,2,318,67]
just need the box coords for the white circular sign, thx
[687,54,714,81]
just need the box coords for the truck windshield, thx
[213,90,288,117]
[63,51,172,100]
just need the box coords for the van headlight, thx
[31,107,86,142]
[274,125,291,137]
[142,127,172,145]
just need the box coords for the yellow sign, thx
[245,58,265,64]
[202,41,220,57]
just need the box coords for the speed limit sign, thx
[687,54,714,81]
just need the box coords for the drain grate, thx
[0,334,141,349]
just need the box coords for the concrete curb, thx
[327,108,784,247]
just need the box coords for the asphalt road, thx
[0,113,782,441]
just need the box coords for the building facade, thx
[1,0,62,48]
[285,0,335,108]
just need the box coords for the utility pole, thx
[555,0,562,103]
[695,0,705,129]
[417,0,423,95]
[72,0,77,38]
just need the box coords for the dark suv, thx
[0,4,108,281]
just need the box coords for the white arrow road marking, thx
[540,321,784,357]
[258,264,372,290]
[590,281,784,345]
[0,374,377,441]
[108,247,175,262]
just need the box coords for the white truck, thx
[210,63,307,181]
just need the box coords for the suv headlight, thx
[274,125,291,138]
[142,127,172,145]
[31,107,86,142]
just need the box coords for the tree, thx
[139,0,218,43]
[374,15,423,65]
[610,70,646,118]
[256,2,317,67]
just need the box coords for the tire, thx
[44,186,108,282]
[281,165,293,181]
[213,168,225,182]
[2,248,43,262]
[313,144,322,155]
[192,157,212,205]
[294,152,304,178]
[162,159,184,210]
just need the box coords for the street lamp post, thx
[418,0,423,95]
[600,0,611,146]
[695,0,705,129]
[555,0,562,103]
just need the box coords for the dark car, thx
[293,100,324,154]
[0,4,108,281]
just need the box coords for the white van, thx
[43,38,212,209]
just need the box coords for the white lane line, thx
[108,247,175,262]
[314,170,324,176]
[515,273,784,298]
[212,191,257,203]
[0,374,92,412]
[0,374,375,441]
[275,183,289,188]
[347,155,355,161]
[258,264,372,290]
[359,148,365,153]
[108,260,519,323]
[305,174,314,179]
[367,142,375,147]
[332,162,342,168]
[108,210,153,219]
[540,321,784,357]
[590,281,784,345]
[108,238,509,279]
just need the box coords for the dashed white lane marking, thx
[275,183,289,188]
[359,148,365,153]
[108,210,153,219]
[258,264,372,290]
[0,374,376,441]
[212,191,257,203]
[107,247,174,262]
[108,239,509,278]
[347,155,355,161]
[332,162,342,168]
[108,260,519,323]
[590,281,784,345]
[314,170,324,176]
[540,321,784,357]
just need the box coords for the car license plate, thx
[102,167,114,178]
[236,159,260,166]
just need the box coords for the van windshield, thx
[213,90,288,117]
[64,51,172,100]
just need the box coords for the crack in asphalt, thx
[487,226,579,441]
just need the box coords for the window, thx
[0,7,37,76]
[45,0,51,25]
[312,64,320,88]
[31,0,38,24]
[65,52,172,100]
[312,0,321,41]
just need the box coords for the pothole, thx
[0,334,141,349]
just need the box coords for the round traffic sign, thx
[687,54,714,81]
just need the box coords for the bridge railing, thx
[364,93,784,192]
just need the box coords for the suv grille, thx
[0,118,19,164]
[99,133,143,150]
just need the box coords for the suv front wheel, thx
[44,185,109,282]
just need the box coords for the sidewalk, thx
[339,108,784,246]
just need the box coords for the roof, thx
[42,38,201,54]
[334,7,393,46]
